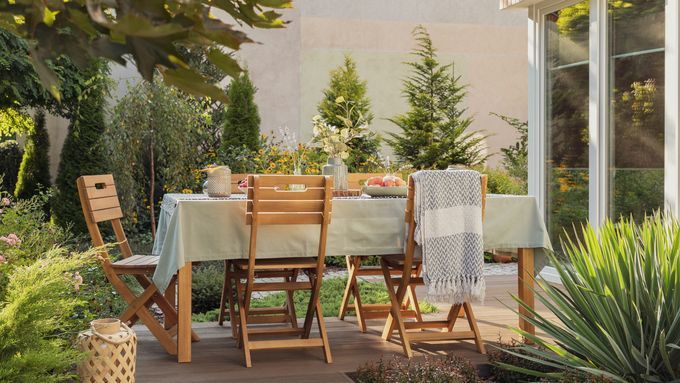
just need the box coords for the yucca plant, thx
[500,214,680,382]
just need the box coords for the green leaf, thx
[161,67,229,103]
[257,0,293,9]
[28,50,61,102]
[206,49,241,78]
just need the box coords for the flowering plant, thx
[312,97,365,160]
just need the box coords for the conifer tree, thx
[15,109,51,199]
[318,55,381,172]
[53,63,110,233]
[388,26,486,169]
[221,71,261,153]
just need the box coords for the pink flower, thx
[0,197,9,207]
[0,254,5,263]
[0,234,21,247]
[73,272,84,292]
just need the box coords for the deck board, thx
[135,275,555,382]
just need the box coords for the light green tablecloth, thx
[152,194,552,291]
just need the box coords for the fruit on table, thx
[365,175,406,187]
[238,178,248,188]
[366,176,384,186]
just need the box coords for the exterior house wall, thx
[44,0,528,179]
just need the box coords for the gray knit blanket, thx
[412,170,485,304]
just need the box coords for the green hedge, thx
[0,140,23,193]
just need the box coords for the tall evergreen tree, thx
[15,109,51,199]
[388,26,487,169]
[221,71,260,153]
[318,55,381,172]
[53,63,111,233]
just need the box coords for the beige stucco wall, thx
[44,0,528,177]
[238,0,529,166]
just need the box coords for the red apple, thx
[366,176,384,187]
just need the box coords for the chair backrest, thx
[404,173,487,225]
[244,175,333,269]
[246,175,333,226]
[402,172,487,272]
[347,173,384,190]
[76,174,133,263]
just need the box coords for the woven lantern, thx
[77,318,137,383]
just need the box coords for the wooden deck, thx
[135,274,555,382]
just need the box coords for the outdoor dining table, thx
[152,193,552,363]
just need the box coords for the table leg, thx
[178,262,192,363]
[517,248,535,342]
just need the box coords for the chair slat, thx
[91,207,123,223]
[89,196,120,211]
[247,200,324,213]
[256,175,325,188]
[247,213,324,225]
[81,174,115,188]
[247,187,325,201]
[85,184,118,199]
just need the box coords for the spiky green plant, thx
[0,248,96,382]
[501,214,680,382]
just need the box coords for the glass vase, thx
[322,157,348,190]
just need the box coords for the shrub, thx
[222,131,324,176]
[388,25,487,169]
[15,109,51,199]
[192,262,225,314]
[318,55,382,172]
[0,248,96,383]
[479,167,525,195]
[355,355,479,383]
[106,79,213,235]
[488,338,557,383]
[221,71,260,153]
[504,214,680,382]
[0,140,23,193]
[494,113,528,185]
[53,63,111,234]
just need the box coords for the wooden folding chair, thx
[230,174,333,367]
[218,173,300,337]
[339,173,422,332]
[379,173,487,358]
[77,174,199,356]
[338,255,422,332]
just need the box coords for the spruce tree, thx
[388,26,487,169]
[15,109,51,199]
[221,71,260,153]
[318,54,381,172]
[53,63,110,233]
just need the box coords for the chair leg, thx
[226,271,238,339]
[447,303,462,331]
[315,300,333,363]
[338,256,355,320]
[352,272,366,332]
[380,260,412,358]
[285,270,298,329]
[117,283,177,355]
[164,276,177,330]
[463,302,485,354]
[302,274,318,339]
[238,301,252,367]
[218,260,230,326]
[406,284,422,323]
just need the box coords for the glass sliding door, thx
[608,0,665,221]
[544,1,590,250]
